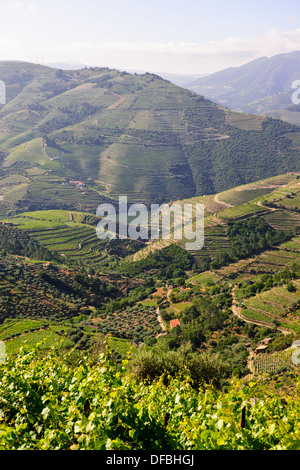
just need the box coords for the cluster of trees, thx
[0,224,62,262]
[267,333,294,353]
[183,99,226,129]
[92,73,114,88]
[0,149,7,166]
[120,244,194,280]
[67,327,91,350]
[38,103,100,135]
[101,284,156,314]
[129,341,229,389]
[125,128,181,146]
[227,217,288,257]
[235,264,300,300]
[95,304,160,344]
[206,217,289,271]
[162,290,231,352]
[105,238,145,259]
[45,132,105,146]
[0,256,124,323]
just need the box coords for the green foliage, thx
[227,217,287,259]
[286,282,296,292]
[120,244,194,279]
[236,264,300,300]
[0,345,299,450]
[128,342,229,389]
[0,223,62,262]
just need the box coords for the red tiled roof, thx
[170,319,181,328]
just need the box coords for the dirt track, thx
[230,286,296,379]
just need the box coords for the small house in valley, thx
[255,337,272,354]
[170,319,181,329]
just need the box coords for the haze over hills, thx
[46,63,207,86]
[0,60,300,216]
[128,71,208,87]
[186,51,300,124]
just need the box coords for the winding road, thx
[231,286,294,335]
[231,286,296,380]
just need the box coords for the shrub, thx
[129,342,229,389]
[286,282,296,292]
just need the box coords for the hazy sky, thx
[0,0,300,74]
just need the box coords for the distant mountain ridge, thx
[186,51,300,118]
[0,60,300,215]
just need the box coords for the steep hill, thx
[128,172,300,263]
[0,61,300,214]
[186,51,300,118]
[3,172,300,273]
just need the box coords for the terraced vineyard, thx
[97,142,194,204]
[263,210,300,232]
[3,210,107,265]
[122,173,300,265]
[253,349,295,375]
[2,173,300,275]
[251,246,300,270]
[0,319,70,355]
[190,223,231,263]
[259,181,300,205]
[239,278,300,333]
[229,238,300,283]
[30,225,102,259]
[275,192,300,210]
[1,62,300,213]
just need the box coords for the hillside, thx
[0,172,300,450]
[186,51,300,122]
[0,61,300,214]
[128,172,300,263]
[1,172,299,349]
[0,344,299,450]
